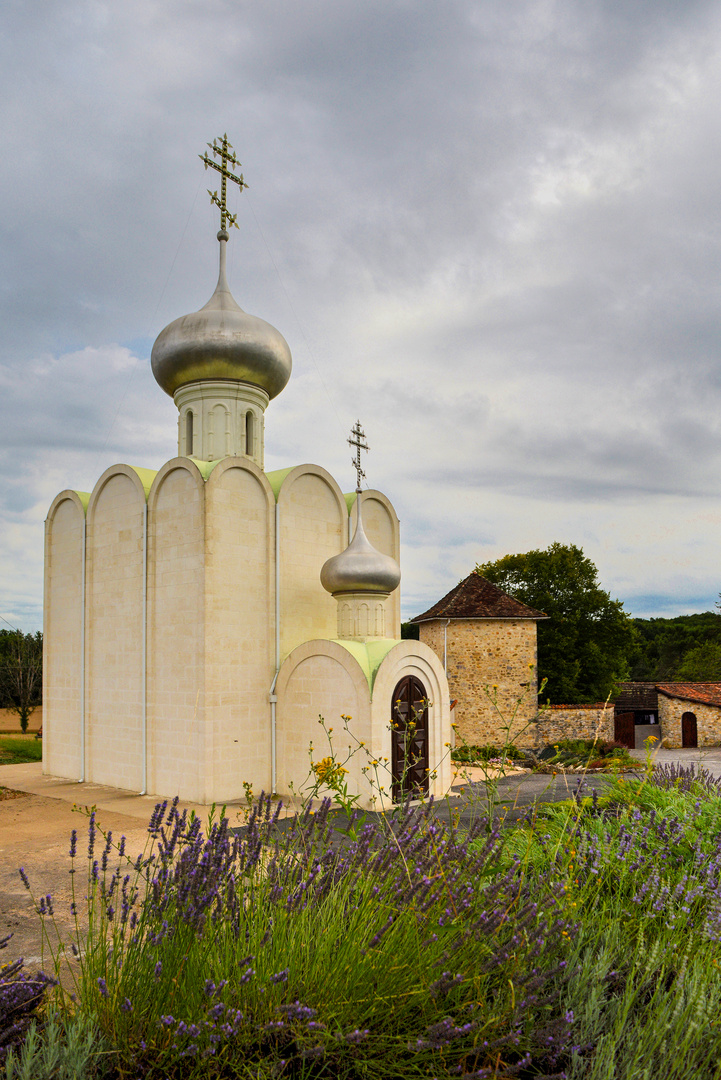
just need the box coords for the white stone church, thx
[42,139,451,809]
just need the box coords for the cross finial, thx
[348,420,369,493]
[199,134,248,237]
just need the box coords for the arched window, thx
[185,410,194,457]
[245,411,254,457]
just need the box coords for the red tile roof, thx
[411,573,547,622]
[656,683,721,707]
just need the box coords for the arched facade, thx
[43,454,410,805]
[276,638,451,810]
[43,490,88,782]
[272,465,348,659]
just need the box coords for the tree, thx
[675,640,721,681]
[476,543,636,704]
[0,630,43,733]
[629,612,721,680]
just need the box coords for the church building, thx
[42,138,451,809]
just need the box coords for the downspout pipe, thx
[443,618,451,674]
[139,500,148,795]
[79,513,87,782]
[269,499,280,795]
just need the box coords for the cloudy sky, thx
[2,0,721,632]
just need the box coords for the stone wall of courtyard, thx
[420,618,539,747]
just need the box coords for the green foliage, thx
[629,610,721,680]
[675,639,721,680]
[451,743,525,763]
[0,738,42,765]
[477,543,636,704]
[539,738,634,768]
[400,621,419,640]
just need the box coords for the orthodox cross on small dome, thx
[199,134,248,235]
[348,420,369,493]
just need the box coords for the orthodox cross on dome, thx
[348,420,369,493]
[199,134,248,235]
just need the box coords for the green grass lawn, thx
[0,735,42,765]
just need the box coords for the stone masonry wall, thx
[534,704,614,747]
[420,619,538,747]
[658,696,721,748]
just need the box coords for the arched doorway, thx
[391,675,429,801]
[682,711,698,748]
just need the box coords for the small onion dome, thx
[321,495,401,596]
[151,236,292,399]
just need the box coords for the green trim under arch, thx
[128,466,158,497]
[265,466,297,501]
[333,638,400,696]
[72,491,91,512]
[188,457,223,481]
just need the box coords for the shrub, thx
[0,937,55,1064]
[451,744,525,763]
[3,1009,110,1080]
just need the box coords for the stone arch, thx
[276,639,371,803]
[44,490,89,781]
[146,458,207,801]
[372,640,452,807]
[203,457,277,797]
[273,465,349,658]
[349,489,401,637]
[85,465,153,791]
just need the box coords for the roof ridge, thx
[411,571,547,623]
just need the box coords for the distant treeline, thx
[629,611,721,682]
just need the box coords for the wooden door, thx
[682,712,698,748]
[391,676,429,801]
[614,711,635,749]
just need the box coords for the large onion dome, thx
[321,494,401,596]
[151,234,292,399]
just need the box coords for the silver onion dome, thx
[321,494,401,596]
[151,234,292,399]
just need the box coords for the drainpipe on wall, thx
[443,618,451,673]
[139,500,148,795]
[269,500,280,795]
[79,513,87,783]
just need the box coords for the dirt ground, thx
[0,790,154,985]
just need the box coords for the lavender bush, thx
[0,935,55,1064]
[22,795,575,1079]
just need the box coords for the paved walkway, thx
[627,745,721,778]
[2,748,720,834]
[0,762,238,824]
